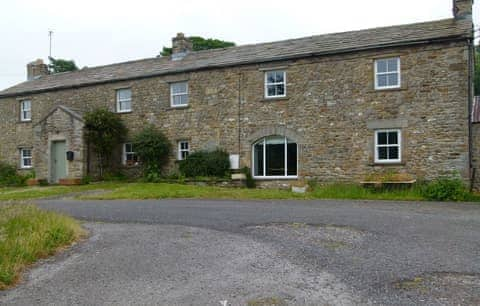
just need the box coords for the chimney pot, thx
[27,59,49,80]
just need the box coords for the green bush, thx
[134,125,171,181]
[0,162,28,187]
[179,149,230,178]
[420,178,470,201]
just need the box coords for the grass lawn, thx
[0,204,85,289]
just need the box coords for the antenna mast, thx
[48,30,53,58]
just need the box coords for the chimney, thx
[453,0,473,19]
[171,33,192,60]
[27,59,49,80]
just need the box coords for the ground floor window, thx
[123,143,138,166]
[253,136,297,178]
[375,129,401,163]
[178,141,189,160]
[20,148,32,169]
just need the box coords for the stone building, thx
[0,0,475,187]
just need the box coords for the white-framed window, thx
[178,141,189,160]
[375,57,401,89]
[20,148,32,169]
[264,70,286,98]
[123,143,138,166]
[20,100,31,121]
[170,82,188,107]
[252,136,297,179]
[116,88,132,113]
[374,129,401,163]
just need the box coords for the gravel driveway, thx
[1,199,479,305]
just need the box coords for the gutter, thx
[0,34,471,99]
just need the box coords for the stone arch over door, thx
[33,105,86,182]
[246,125,305,178]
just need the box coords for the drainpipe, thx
[467,37,474,191]
[237,70,243,163]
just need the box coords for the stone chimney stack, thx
[171,33,192,60]
[453,0,473,19]
[27,59,49,80]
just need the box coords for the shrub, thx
[420,178,470,201]
[242,167,256,188]
[0,162,28,187]
[179,149,230,178]
[134,125,171,181]
[84,108,127,178]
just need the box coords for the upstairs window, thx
[265,70,286,98]
[123,143,138,166]
[20,148,32,169]
[20,100,31,121]
[375,57,400,89]
[170,82,188,107]
[375,130,401,163]
[116,88,132,113]
[178,141,189,160]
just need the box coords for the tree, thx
[48,56,79,73]
[475,45,479,96]
[160,36,235,57]
[133,125,171,181]
[84,108,127,178]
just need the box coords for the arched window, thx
[252,136,298,178]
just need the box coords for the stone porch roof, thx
[0,18,473,98]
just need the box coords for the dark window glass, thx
[254,142,264,176]
[378,147,388,160]
[377,132,387,145]
[387,132,398,144]
[287,141,297,176]
[388,146,399,160]
[265,137,285,176]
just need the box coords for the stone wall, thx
[0,40,471,185]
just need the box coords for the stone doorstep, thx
[58,178,82,186]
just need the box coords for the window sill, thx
[167,105,190,111]
[116,111,132,114]
[18,167,33,170]
[253,176,298,180]
[261,97,289,102]
[371,87,407,93]
[369,162,406,166]
[17,120,32,124]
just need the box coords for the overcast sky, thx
[0,0,478,90]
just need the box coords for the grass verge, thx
[0,204,85,289]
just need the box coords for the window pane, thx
[254,142,264,176]
[275,72,284,83]
[388,146,399,160]
[387,58,398,71]
[181,151,189,160]
[120,101,131,111]
[265,136,285,176]
[171,82,187,94]
[118,89,131,100]
[22,149,32,157]
[266,72,275,83]
[287,141,297,176]
[376,60,387,73]
[276,84,285,96]
[23,158,32,166]
[387,73,398,86]
[377,75,387,87]
[125,143,132,153]
[377,132,387,145]
[22,100,31,110]
[378,147,388,160]
[388,132,398,145]
[267,85,276,97]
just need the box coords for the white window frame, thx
[252,136,298,179]
[374,129,402,164]
[20,100,32,122]
[20,148,33,169]
[123,143,138,166]
[374,57,401,90]
[116,88,132,113]
[177,141,189,160]
[170,82,189,108]
[264,70,287,98]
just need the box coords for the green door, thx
[51,141,67,183]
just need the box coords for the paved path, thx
[1,199,479,305]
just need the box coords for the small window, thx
[20,100,31,121]
[116,89,132,113]
[375,58,401,89]
[123,143,138,166]
[178,141,189,160]
[20,148,32,169]
[375,130,401,163]
[264,70,286,98]
[170,82,188,107]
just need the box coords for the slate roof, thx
[0,18,472,98]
